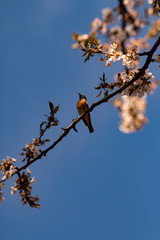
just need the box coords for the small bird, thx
[76,93,94,133]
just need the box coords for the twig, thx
[138,52,149,56]
[118,0,127,53]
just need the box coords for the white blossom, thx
[109,26,126,43]
[122,45,139,69]
[91,18,107,34]
[120,69,154,97]
[102,8,114,23]
[77,34,89,42]
[147,8,154,15]
[11,186,18,196]
[118,96,147,133]
[148,0,154,4]
[125,24,137,36]
[8,165,15,178]
[30,177,36,184]
[26,140,39,158]
[1,164,15,181]
[123,0,143,8]
[27,168,32,174]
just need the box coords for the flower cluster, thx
[0,156,16,181]
[105,43,123,67]
[11,169,39,208]
[72,32,99,49]
[122,0,145,29]
[19,138,40,162]
[72,0,147,55]
[91,8,114,36]
[106,1,144,42]
[105,43,139,69]
[102,8,114,23]
[148,0,154,3]
[127,38,149,52]
[116,69,155,97]
[72,7,115,49]
[19,137,50,162]
[122,46,139,69]
[91,18,107,35]
[114,96,148,133]
[147,19,160,38]
[108,26,126,43]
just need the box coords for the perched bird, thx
[76,93,94,133]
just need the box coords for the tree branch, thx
[118,0,127,53]
[1,35,160,184]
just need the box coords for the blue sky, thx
[1,1,160,240]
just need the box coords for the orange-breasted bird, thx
[76,93,94,133]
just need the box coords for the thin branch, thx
[138,52,149,56]
[1,35,160,184]
[118,0,127,53]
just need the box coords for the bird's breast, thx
[77,99,88,115]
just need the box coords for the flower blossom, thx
[25,139,39,158]
[11,170,39,208]
[11,186,18,196]
[117,69,155,97]
[148,0,154,4]
[108,26,126,43]
[114,96,147,133]
[105,44,139,69]
[122,46,139,69]
[30,177,36,184]
[0,157,16,181]
[125,24,137,36]
[91,18,107,35]
[107,43,123,62]
[123,0,143,8]
[102,8,114,23]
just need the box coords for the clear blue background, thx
[1,1,160,240]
